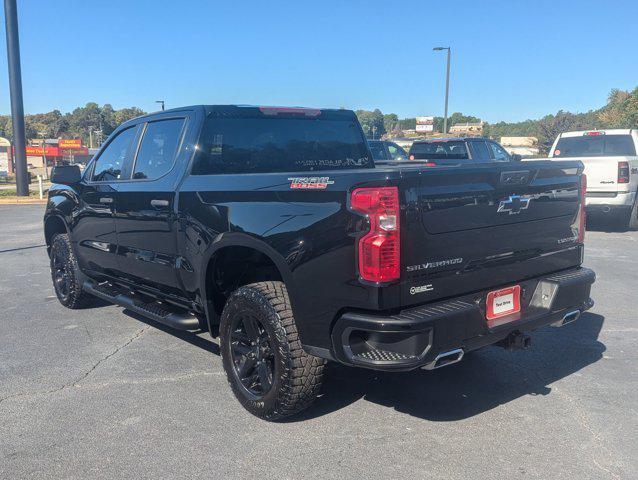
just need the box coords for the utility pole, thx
[155,100,165,111]
[4,0,28,195]
[433,46,451,134]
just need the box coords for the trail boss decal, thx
[288,177,335,189]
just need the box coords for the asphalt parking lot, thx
[1,204,636,480]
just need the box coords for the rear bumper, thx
[586,191,635,210]
[329,267,595,371]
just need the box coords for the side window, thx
[489,142,510,162]
[471,141,491,161]
[368,142,388,160]
[92,127,137,182]
[132,119,185,180]
[387,143,407,160]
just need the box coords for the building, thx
[25,139,89,177]
[500,136,540,157]
[0,137,11,176]
[449,122,484,135]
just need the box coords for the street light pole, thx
[156,100,165,111]
[4,0,28,195]
[433,46,451,134]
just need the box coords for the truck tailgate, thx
[561,155,637,192]
[399,161,583,307]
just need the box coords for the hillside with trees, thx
[1,87,636,154]
[0,103,145,147]
[358,86,638,154]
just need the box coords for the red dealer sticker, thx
[554,149,561,156]
[486,285,521,327]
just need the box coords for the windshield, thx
[409,141,469,160]
[193,116,372,174]
[554,135,636,157]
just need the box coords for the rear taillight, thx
[618,161,630,184]
[578,174,587,243]
[350,186,400,283]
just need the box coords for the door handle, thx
[150,199,169,208]
[99,197,114,204]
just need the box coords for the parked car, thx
[408,137,521,165]
[368,140,408,161]
[549,129,638,229]
[44,105,594,420]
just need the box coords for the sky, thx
[1,0,637,123]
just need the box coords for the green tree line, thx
[0,102,145,147]
[1,87,636,152]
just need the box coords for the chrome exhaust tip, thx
[552,309,581,327]
[422,348,464,370]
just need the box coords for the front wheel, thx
[50,233,93,309]
[219,281,325,420]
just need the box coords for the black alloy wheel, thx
[229,313,275,398]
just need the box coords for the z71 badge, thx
[288,177,335,189]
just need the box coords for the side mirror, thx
[511,153,522,162]
[51,165,82,185]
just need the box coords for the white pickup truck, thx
[549,129,638,229]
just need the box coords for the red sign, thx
[59,138,82,149]
[25,146,60,156]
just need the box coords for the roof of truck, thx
[411,137,491,143]
[558,129,634,138]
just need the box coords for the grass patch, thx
[0,188,48,198]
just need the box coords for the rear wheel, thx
[627,200,638,231]
[50,233,93,308]
[220,281,325,420]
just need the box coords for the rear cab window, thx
[132,118,185,180]
[192,108,373,174]
[554,134,636,157]
[409,141,469,162]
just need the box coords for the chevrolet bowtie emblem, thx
[497,195,531,215]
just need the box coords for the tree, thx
[599,87,638,128]
[536,110,599,154]
[113,107,145,126]
[382,113,399,134]
[355,109,386,139]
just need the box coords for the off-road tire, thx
[627,199,638,231]
[220,281,326,420]
[50,233,93,309]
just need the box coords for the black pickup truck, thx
[44,105,595,420]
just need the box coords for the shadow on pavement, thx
[293,312,605,422]
[586,215,629,233]
[122,309,220,356]
[96,300,604,422]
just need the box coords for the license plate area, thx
[486,285,521,328]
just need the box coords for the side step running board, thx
[83,281,200,331]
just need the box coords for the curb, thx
[0,198,47,205]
